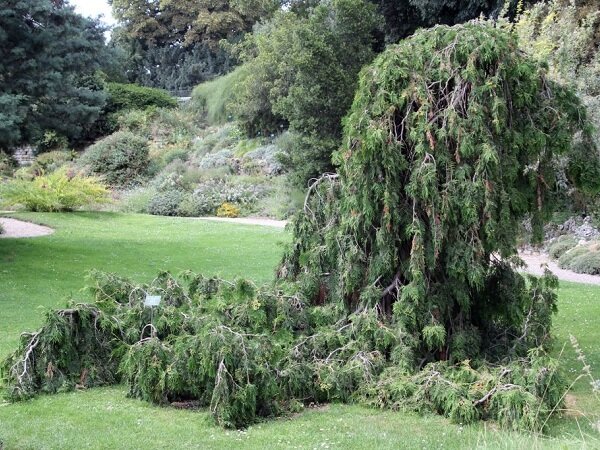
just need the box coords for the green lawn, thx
[0,212,599,449]
[0,212,285,358]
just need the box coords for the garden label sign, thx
[144,295,162,307]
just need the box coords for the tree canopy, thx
[281,22,598,360]
[231,0,381,183]
[0,0,108,149]
[109,0,279,92]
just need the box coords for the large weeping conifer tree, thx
[3,22,599,431]
[281,22,599,364]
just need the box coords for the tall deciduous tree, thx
[232,0,381,184]
[0,0,108,149]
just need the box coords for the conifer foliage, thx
[281,22,597,362]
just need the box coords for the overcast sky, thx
[70,0,116,26]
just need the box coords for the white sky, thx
[69,0,116,26]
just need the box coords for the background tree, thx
[514,0,600,212]
[109,0,279,93]
[0,0,109,150]
[231,0,381,184]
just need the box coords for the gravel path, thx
[0,217,54,238]
[199,217,600,285]
[196,216,288,228]
[2,214,597,285]
[519,250,600,286]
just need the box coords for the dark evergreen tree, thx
[0,0,109,149]
[109,0,279,92]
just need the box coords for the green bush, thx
[117,186,156,213]
[548,235,578,259]
[254,175,304,219]
[558,242,600,274]
[35,131,69,153]
[175,194,201,217]
[558,246,589,269]
[8,151,73,181]
[150,108,201,145]
[2,270,566,431]
[0,168,108,212]
[116,109,157,134]
[105,83,177,112]
[568,250,600,275]
[191,67,247,125]
[79,131,150,187]
[32,150,74,173]
[191,124,241,159]
[147,190,185,216]
[0,151,15,178]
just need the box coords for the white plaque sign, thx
[144,295,162,307]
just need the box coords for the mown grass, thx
[0,212,599,449]
[0,212,285,358]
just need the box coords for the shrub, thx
[35,131,69,153]
[116,109,157,134]
[151,108,201,145]
[2,270,566,431]
[254,176,304,219]
[147,190,185,216]
[216,202,240,218]
[175,194,202,217]
[191,124,241,158]
[548,235,578,259]
[198,149,235,172]
[558,246,589,269]
[117,186,156,213]
[0,168,108,212]
[79,131,149,187]
[0,151,15,178]
[160,146,189,166]
[241,144,283,175]
[32,151,74,173]
[558,241,600,274]
[105,83,177,112]
[568,250,600,275]
[191,67,247,125]
[194,179,266,215]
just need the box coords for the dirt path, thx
[0,217,54,238]
[519,250,600,286]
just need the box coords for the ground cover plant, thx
[0,212,598,448]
